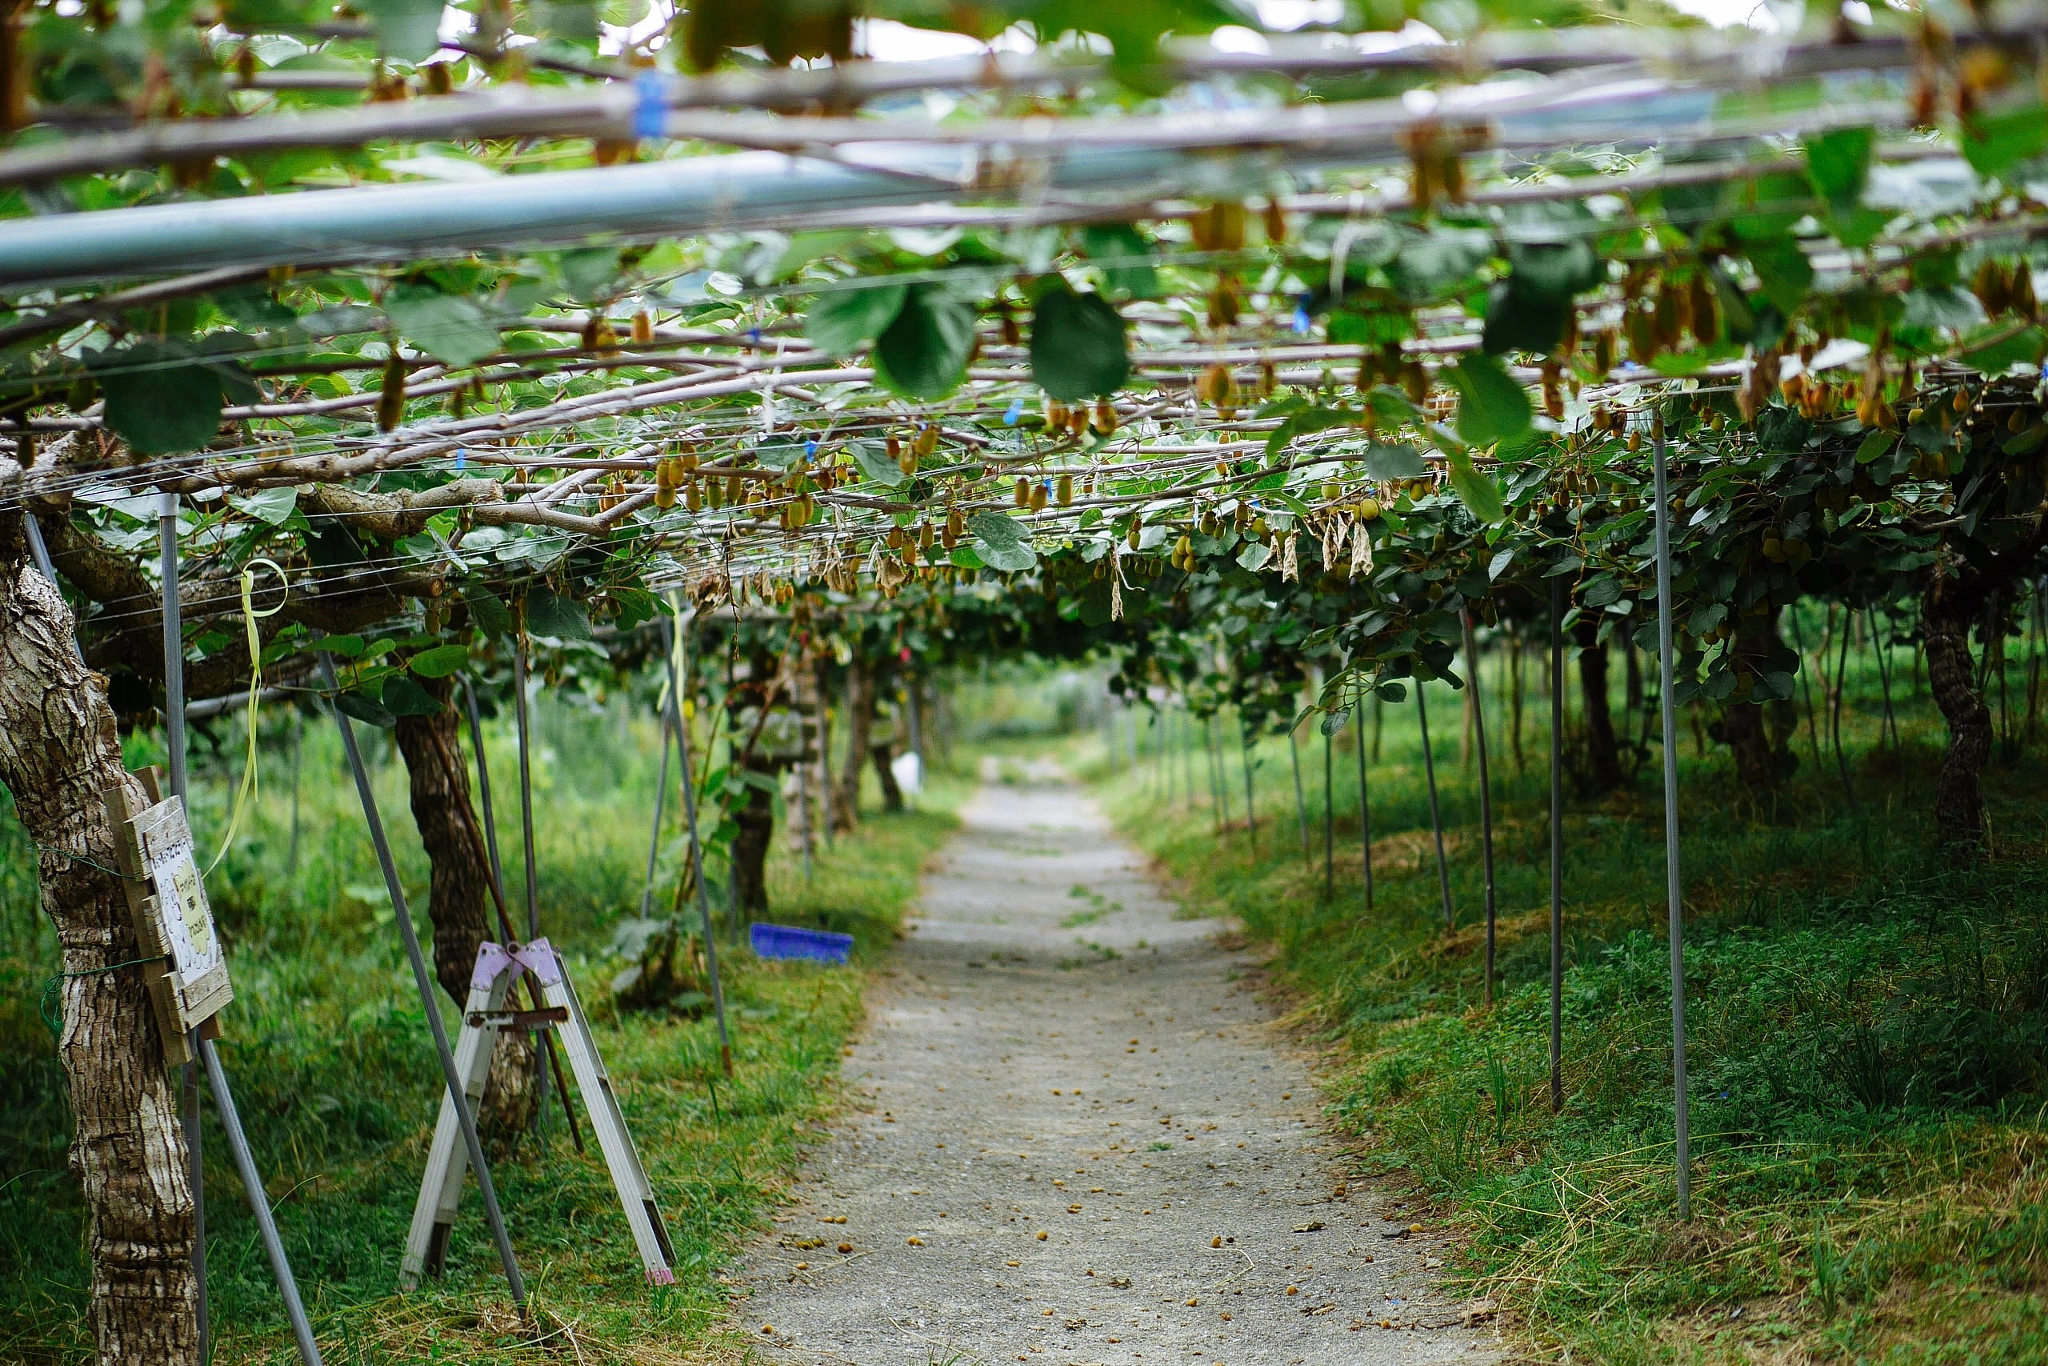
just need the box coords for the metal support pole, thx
[198,1040,324,1365]
[322,654,528,1304]
[1211,717,1231,833]
[1288,725,1310,863]
[463,682,506,898]
[1416,683,1454,931]
[1238,715,1257,853]
[1651,422,1692,1221]
[1356,692,1373,911]
[158,493,206,1363]
[640,688,675,916]
[1465,612,1498,1005]
[1322,728,1334,901]
[512,630,540,941]
[661,614,733,1075]
[1549,578,1566,1115]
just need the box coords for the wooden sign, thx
[104,775,233,1065]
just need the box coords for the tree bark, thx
[390,677,536,1134]
[1718,607,1798,795]
[1574,624,1623,795]
[0,550,199,1364]
[1923,573,1993,847]
[731,752,777,915]
[833,657,874,831]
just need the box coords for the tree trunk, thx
[1575,624,1623,795]
[731,755,777,914]
[873,738,904,811]
[833,657,874,831]
[1718,607,1797,795]
[391,677,536,1134]
[1923,574,1993,847]
[0,552,199,1364]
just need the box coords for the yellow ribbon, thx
[204,558,288,876]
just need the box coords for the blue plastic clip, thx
[631,70,667,142]
[1003,398,1024,425]
[454,447,465,471]
[804,437,818,459]
[1293,304,1312,335]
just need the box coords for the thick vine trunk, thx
[1923,575,1993,847]
[833,657,874,830]
[873,738,904,811]
[391,678,535,1133]
[1574,625,1623,795]
[1719,608,1798,795]
[731,754,777,914]
[0,550,198,1364]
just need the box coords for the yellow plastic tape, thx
[204,558,288,876]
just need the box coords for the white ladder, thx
[401,938,676,1287]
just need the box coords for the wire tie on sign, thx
[34,843,127,879]
[39,955,168,1033]
[205,557,289,875]
[631,69,668,142]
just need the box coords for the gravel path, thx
[736,762,1499,1366]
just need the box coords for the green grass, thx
[0,697,966,1364]
[1094,654,2048,1364]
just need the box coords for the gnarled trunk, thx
[833,657,874,831]
[1575,624,1623,795]
[391,678,536,1134]
[1923,575,1992,847]
[1719,607,1798,795]
[0,550,198,1364]
[731,752,778,914]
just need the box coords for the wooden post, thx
[1652,421,1692,1222]
[1416,683,1454,931]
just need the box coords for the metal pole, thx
[1651,421,1692,1221]
[512,626,540,940]
[1322,728,1334,901]
[1465,611,1498,1005]
[815,681,834,846]
[198,1040,324,1365]
[1416,683,1454,931]
[661,614,733,1075]
[906,675,922,811]
[463,681,508,909]
[640,684,675,916]
[1288,725,1310,862]
[1549,578,1566,1115]
[158,492,206,1363]
[1355,693,1373,912]
[322,654,529,1303]
[1238,714,1257,854]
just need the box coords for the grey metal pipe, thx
[1549,578,1565,1115]
[157,493,206,1363]
[512,632,540,941]
[640,691,674,916]
[322,654,528,1304]
[1651,424,1692,1221]
[463,680,508,908]
[1355,693,1373,913]
[1465,611,1498,1004]
[1416,684,1454,931]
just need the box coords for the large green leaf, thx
[1030,286,1129,400]
[873,285,977,399]
[1444,448,1506,524]
[355,0,445,60]
[806,283,909,357]
[1961,103,2048,179]
[850,439,907,487]
[1481,282,1571,356]
[1805,126,1872,217]
[88,339,225,457]
[1080,223,1160,299]
[386,287,501,368]
[1746,237,1814,315]
[966,510,1036,571]
[1450,353,1533,447]
[524,588,592,641]
[408,643,471,678]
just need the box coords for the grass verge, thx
[0,699,964,1364]
[1094,674,2048,1364]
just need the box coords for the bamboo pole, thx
[1651,421,1691,1222]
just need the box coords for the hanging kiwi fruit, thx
[376,351,406,432]
[1056,473,1073,506]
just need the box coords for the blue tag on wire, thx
[1293,304,1312,335]
[1003,398,1023,425]
[454,447,466,471]
[804,438,818,459]
[632,70,666,141]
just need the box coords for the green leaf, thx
[1901,286,1988,334]
[1805,126,1872,217]
[1961,103,2048,179]
[805,283,909,357]
[1263,405,1361,460]
[381,674,442,718]
[524,589,592,641]
[335,692,397,728]
[88,340,224,457]
[873,285,977,400]
[850,439,906,488]
[355,0,445,60]
[408,643,471,678]
[228,486,298,526]
[1481,282,1571,356]
[386,289,501,368]
[1450,353,1532,447]
[1030,287,1129,400]
[1326,309,1413,346]
[1364,443,1426,481]
[967,510,1036,572]
[1390,227,1492,304]
[1444,448,1506,524]
[1854,430,1896,465]
[1080,223,1160,299]
[1746,237,1814,315]
[1957,321,2046,373]
[1236,541,1273,572]
[466,590,513,639]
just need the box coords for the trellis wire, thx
[1651,422,1692,1222]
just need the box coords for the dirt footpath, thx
[736,762,1499,1366]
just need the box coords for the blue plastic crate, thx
[749,922,854,964]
